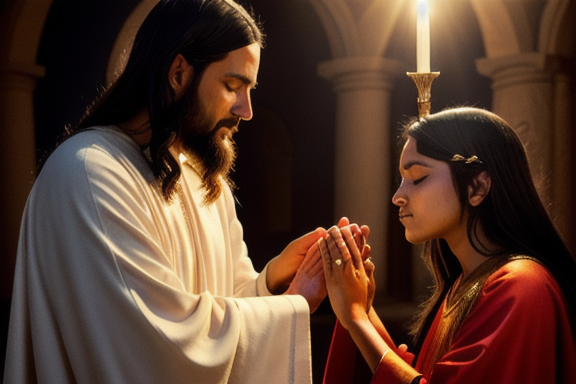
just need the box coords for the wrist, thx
[341,308,371,331]
[266,256,296,294]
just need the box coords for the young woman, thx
[319,107,576,384]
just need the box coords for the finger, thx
[337,217,350,228]
[361,225,370,241]
[326,236,347,265]
[305,241,326,275]
[301,240,322,269]
[339,226,363,269]
[346,223,369,256]
[364,258,375,279]
[294,227,327,254]
[348,223,360,235]
[360,225,370,252]
[362,244,371,262]
[351,226,364,250]
[318,238,332,274]
[345,223,364,250]
[326,227,351,264]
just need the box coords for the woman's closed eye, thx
[413,175,428,185]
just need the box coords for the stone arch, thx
[307,0,406,58]
[470,0,538,57]
[106,0,158,84]
[471,0,574,59]
[539,0,575,56]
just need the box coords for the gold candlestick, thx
[406,72,440,118]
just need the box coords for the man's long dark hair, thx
[402,107,576,354]
[66,0,264,200]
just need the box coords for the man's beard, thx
[177,85,240,204]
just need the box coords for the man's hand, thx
[266,227,326,295]
[265,218,369,313]
[284,239,327,313]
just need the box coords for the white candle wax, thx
[417,0,430,73]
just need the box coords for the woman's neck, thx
[446,224,499,280]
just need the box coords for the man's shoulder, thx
[39,126,150,184]
[56,126,135,155]
[45,127,140,168]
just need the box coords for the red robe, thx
[324,259,576,384]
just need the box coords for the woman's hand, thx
[319,225,374,329]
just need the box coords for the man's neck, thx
[119,109,152,147]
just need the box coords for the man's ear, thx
[168,54,194,100]
[468,171,491,207]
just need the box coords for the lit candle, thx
[417,0,430,73]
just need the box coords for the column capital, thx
[475,52,556,90]
[317,56,402,93]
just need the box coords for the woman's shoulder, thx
[494,256,548,277]
[483,257,561,301]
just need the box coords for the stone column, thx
[0,63,45,297]
[318,57,401,297]
[476,52,573,248]
[550,60,574,252]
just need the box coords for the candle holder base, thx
[407,72,440,118]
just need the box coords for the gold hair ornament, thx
[451,154,483,164]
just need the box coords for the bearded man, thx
[4,1,333,383]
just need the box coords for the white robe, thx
[4,127,311,384]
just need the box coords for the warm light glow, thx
[417,0,430,73]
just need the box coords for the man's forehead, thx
[207,43,260,83]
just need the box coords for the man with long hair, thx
[4,1,331,383]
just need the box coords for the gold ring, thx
[334,259,342,266]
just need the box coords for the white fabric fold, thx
[4,127,311,384]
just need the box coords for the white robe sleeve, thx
[4,129,312,384]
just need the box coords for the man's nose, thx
[231,91,253,121]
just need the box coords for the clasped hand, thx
[269,218,372,316]
[318,221,374,329]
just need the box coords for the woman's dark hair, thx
[65,0,264,200]
[403,107,576,353]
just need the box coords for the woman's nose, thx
[392,185,407,207]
